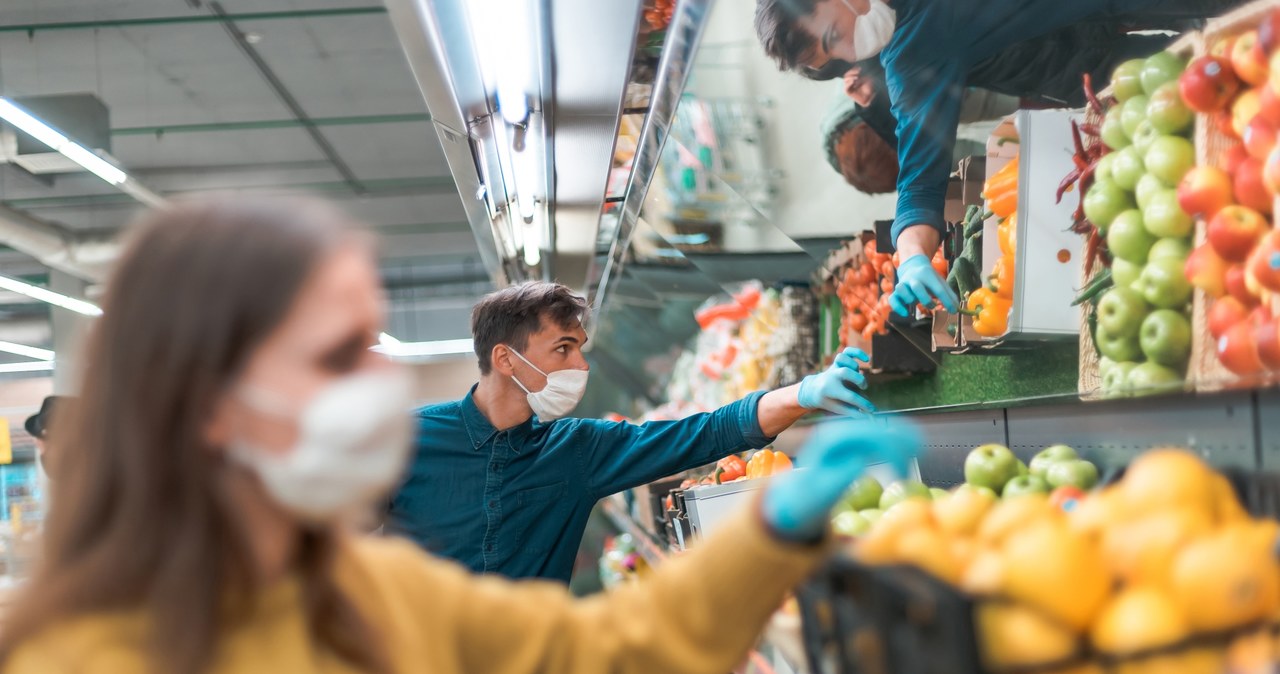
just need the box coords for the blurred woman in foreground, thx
[0,196,917,673]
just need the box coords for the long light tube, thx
[374,338,474,359]
[0,275,101,316]
[0,98,127,185]
[523,210,542,267]
[0,361,54,374]
[0,341,54,361]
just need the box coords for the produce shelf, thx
[599,496,668,566]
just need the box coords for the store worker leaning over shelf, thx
[755,0,1247,317]
[387,280,875,582]
[0,194,922,674]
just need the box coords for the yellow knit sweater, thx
[3,505,826,673]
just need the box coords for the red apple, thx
[1222,144,1250,174]
[1219,108,1242,139]
[1182,56,1242,113]
[1245,116,1279,160]
[1211,205,1269,261]
[1246,231,1280,292]
[1209,296,1251,339]
[1261,9,1280,55]
[1250,305,1274,326]
[1186,243,1231,298]
[1233,89,1263,137]
[1219,320,1267,376]
[1267,144,1280,195]
[1179,166,1234,218]
[1227,264,1262,306]
[1234,157,1274,214]
[1211,35,1236,60]
[1231,30,1270,86]
[1256,318,1280,370]
[1260,84,1280,125]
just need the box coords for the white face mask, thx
[842,0,896,61]
[507,347,588,422]
[228,369,413,522]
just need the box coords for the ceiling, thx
[0,0,490,347]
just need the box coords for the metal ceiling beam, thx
[0,7,387,33]
[209,1,366,194]
[2,175,456,210]
[112,113,432,136]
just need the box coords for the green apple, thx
[1102,361,1139,396]
[1098,356,1118,378]
[1045,460,1100,490]
[1111,258,1144,289]
[1147,82,1194,135]
[1003,475,1051,499]
[964,444,1022,493]
[1147,237,1192,262]
[1132,120,1162,157]
[930,487,949,501]
[1016,459,1029,477]
[1142,189,1194,239]
[1126,361,1184,396]
[1095,153,1118,184]
[1140,51,1187,95]
[1144,136,1196,185]
[1096,323,1144,362]
[1029,445,1079,478]
[1135,257,1193,309]
[1110,146,1147,191]
[842,475,884,512]
[879,480,931,510]
[1098,287,1150,339]
[1139,309,1193,367]
[1135,174,1169,211]
[1120,95,1150,139]
[860,509,884,525]
[1107,210,1157,263]
[1102,108,1131,151]
[832,510,872,537]
[1085,181,1136,233]
[1112,58,1147,102]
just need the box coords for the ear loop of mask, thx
[505,347,546,395]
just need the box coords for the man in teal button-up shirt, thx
[388,281,872,582]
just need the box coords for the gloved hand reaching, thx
[797,347,874,416]
[762,418,922,541]
[889,254,960,317]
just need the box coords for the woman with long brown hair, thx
[0,195,917,674]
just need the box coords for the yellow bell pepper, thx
[967,287,1012,337]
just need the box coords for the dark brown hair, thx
[755,0,821,72]
[471,281,587,375]
[835,122,900,194]
[0,196,387,674]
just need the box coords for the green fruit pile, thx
[964,443,1099,498]
[1090,52,1196,398]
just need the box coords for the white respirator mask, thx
[507,347,589,422]
[228,369,413,522]
[842,0,896,61]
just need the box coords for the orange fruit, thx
[1113,648,1224,674]
[1171,523,1280,632]
[896,527,964,585]
[1090,586,1189,655]
[1001,519,1111,631]
[1119,449,1217,519]
[1067,486,1125,540]
[962,548,1006,596]
[1100,507,1213,587]
[976,602,1080,669]
[855,499,935,565]
[977,494,1057,547]
[934,485,997,538]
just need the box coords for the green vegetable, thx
[1071,268,1114,307]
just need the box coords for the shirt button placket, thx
[481,433,506,566]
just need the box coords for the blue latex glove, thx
[889,254,960,317]
[763,418,922,541]
[797,347,874,416]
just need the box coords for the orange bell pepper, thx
[989,189,1018,219]
[998,214,1017,256]
[990,256,1015,299]
[745,450,793,479]
[983,156,1019,198]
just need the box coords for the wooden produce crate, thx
[1191,0,1280,391]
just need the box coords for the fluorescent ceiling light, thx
[0,340,54,361]
[0,275,102,317]
[0,98,129,186]
[523,213,541,266]
[0,360,54,374]
[374,338,474,359]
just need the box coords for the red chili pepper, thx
[1082,73,1104,115]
